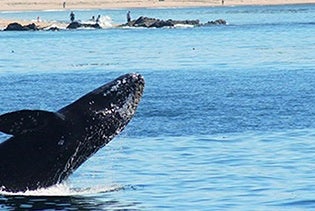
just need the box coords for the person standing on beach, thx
[127,11,131,22]
[63,2,66,8]
[70,11,75,22]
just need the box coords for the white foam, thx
[0,183,122,196]
[98,16,113,28]
[174,24,195,28]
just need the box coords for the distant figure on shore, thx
[127,11,131,22]
[63,2,66,8]
[96,15,101,23]
[70,11,75,22]
[222,0,224,5]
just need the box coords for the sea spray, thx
[0,183,123,196]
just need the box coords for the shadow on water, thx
[0,195,141,210]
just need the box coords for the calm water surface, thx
[0,4,315,210]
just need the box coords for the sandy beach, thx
[1,0,314,12]
[0,0,314,29]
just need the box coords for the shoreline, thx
[0,1,314,12]
[1,1,314,30]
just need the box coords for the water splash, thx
[0,183,123,196]
[82,15,113,28]
[98,16,113,28]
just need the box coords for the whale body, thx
[0,73,144,193]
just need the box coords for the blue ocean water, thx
[0,4,315,210]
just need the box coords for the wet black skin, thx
[0,73,144,192]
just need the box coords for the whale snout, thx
[124,73,145,95]
[106,73,145,104]
[109,73,144,119]
[129,73,145,100]
[86,73,145,124]
[113,73,144,93]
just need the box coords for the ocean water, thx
[0,4,315,210]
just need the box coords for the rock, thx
[81,23,101,29]
[203,19,227,26]
[150,19,174,28]
[120,16,226,28]
[66,21,101,29]
[47,27,60,31]
[4,22,39,31]
[121,16,200,28]
[172,19,200,26]
[24,23,39,30]
[4,22,24,31]
[66,21,82,29]
[134,16,158,27]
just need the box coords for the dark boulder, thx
[66,21,82,29]
[150,19,174,28]
[172,19,200,26]
[47,26,60,31]
[120,16,227,28]
[24,23,39,30]
[4,22,39,31]
[134,16,158,27]
[203,19,227,26]
[121,16,200,28]
[4,22,24,31]
[66,21,101,29]
[81,23,101,29]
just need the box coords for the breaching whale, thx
[0,73,144,193]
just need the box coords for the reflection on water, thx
[0,195,141,210]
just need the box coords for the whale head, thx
[60,73,145,142]
[56,73,145,181]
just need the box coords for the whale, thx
[0,73,144,193]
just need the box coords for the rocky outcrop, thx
[120,16,226,28]
[2,17,227,31]
[4,22,39,31]
[121,16,200,28]
[203,19,227,26]
[66,21,101,29]
[47,26,60,31]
